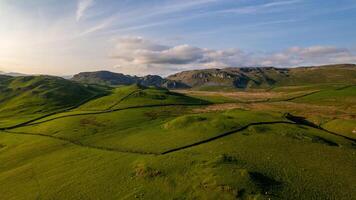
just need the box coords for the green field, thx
[0,77,355,199]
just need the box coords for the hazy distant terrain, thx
[0,64,355,199]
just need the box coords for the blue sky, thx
[0,0,356,76]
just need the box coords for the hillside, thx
[167,64,356,90]
[72,71,189,89]
[71,64,356,90]
[0,75,102,127]
[1,82,355,199]
[0,66,355,199]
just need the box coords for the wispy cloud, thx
[219,0,301,14]
[1,0,355,75]
[97,0,301,35]
[95,0,219,34]
[76,0,94,21]
[79,18,114,36]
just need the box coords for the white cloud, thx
[76,0,94,21]
[110,37,356,75]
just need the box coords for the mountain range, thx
[72,71,190,89]
[71,64,356,89]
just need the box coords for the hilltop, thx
[0,75,102,127]
[167,64,356,90]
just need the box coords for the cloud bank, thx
[110,37,356,75]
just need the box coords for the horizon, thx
[1,0,356,76]
[1,63,355,78]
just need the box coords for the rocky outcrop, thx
[72,64,356,90]
[72,71,190,89]
[167,64,356,89]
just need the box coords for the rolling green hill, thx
[1,102,355,199]
[0,68,355,200]
[0,75,103,128]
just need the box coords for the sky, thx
[0,0,356,76]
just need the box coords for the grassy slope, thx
[291,86,356,139]
[0,76,103,127]
[179,84,356,139]
[76,84,143,111]
[322,119,356,139]
[252,66,356,89]
[0,86,356,199]
[0,113,355,199]
[25,85,207,124]
[273,65,356,86]
[0,82,355,199]
[12,109,290,153]
[111,87,207,109]
[292,85,356,106]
